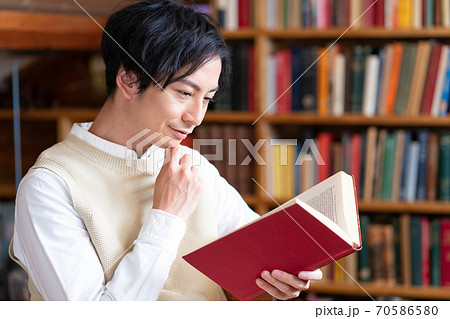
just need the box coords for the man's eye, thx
[179,91,192,97]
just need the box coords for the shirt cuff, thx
[135,209,186,253]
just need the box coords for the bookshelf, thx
[211,0,450,301]
[1,1,450,301]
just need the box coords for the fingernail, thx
[272,270,282,278]
[262,271,270,279]
[298,271,309,279]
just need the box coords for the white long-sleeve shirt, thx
[13,122,259,300]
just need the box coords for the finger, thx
[298,269,323,281]
[179,153,193,167]
[255,278,292,300]
[169,145,181,166]
[259,271,302,298]
[271,269,311,290]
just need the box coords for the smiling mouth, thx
[170,127,190,139]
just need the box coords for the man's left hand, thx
[255,269,323,300]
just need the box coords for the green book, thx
[430,218,441,286]
[439,132,450,201]
[394,43,417,115]
[381,132,397,200]
[350,45,371,114]
[410,216,422,286]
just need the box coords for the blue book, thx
[439,51,450,117]
[405,141,420,202]
[425,0,434,27]
[400,130,413,200]
[301,0,311,28]
[416,130,430,201]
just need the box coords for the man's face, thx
[129,57,222,149]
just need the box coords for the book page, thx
[303,185,339,225]
[295,171,360,246]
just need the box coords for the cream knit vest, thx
[10,133,227,301]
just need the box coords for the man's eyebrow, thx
[178,78,219,93]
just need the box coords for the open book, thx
[182,171,362,301]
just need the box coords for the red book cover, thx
[276,49,292,113]
[317,132,333,182]
[420,44,443,114]
[422,0,426,26]
[248,45,255,112]
[441,218,450,286]
[343,0,351,27]
[421,217,430,286]
[351,133,362,194]
[238,0,251,27]
[364,0,375,27]
[374,0,385,26]
[434,0,441,27]
[183,172,362,300]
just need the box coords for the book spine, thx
[430,218,441,286]
[362,54,380,117]
[439,132,450,201]
[421,216,430,286]
[410,216,423,286]
[440,218,450,286]
[416,130,430,201]
[358,215,372,282]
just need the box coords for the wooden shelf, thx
[261,198,450,215]
[309,282,450,300]
[265,27,450,39]
[0,108,98,121]
[222,29,257,40]
[0,10,106,50]
[265,114,450,127]
[359,201,450,215]
[0,184,16,198]
[0,109,259,124]
[204,111,258,123]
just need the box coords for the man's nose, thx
[182,99,204,126]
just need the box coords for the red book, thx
[276,49,292,113]
[238,0,251,28]
[421,44,443,114]
[183,172,362,300]
[350,133,362,194]
[317,132,333,182]
[374,0,385,26]
[421,217,430,286]
[441,218,450,286]
[434,0,441,27]
[364,0,375,27]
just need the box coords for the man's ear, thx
[116,67,139,100]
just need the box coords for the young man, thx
[10,0,321,300]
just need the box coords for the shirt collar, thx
[69,122,161,160]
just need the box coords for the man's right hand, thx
[152,145,203,221]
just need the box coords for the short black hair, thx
[101,0,230,97]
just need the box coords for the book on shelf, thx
[183,171,362,300]
[265,0,448,30]
[270,40,450,117]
